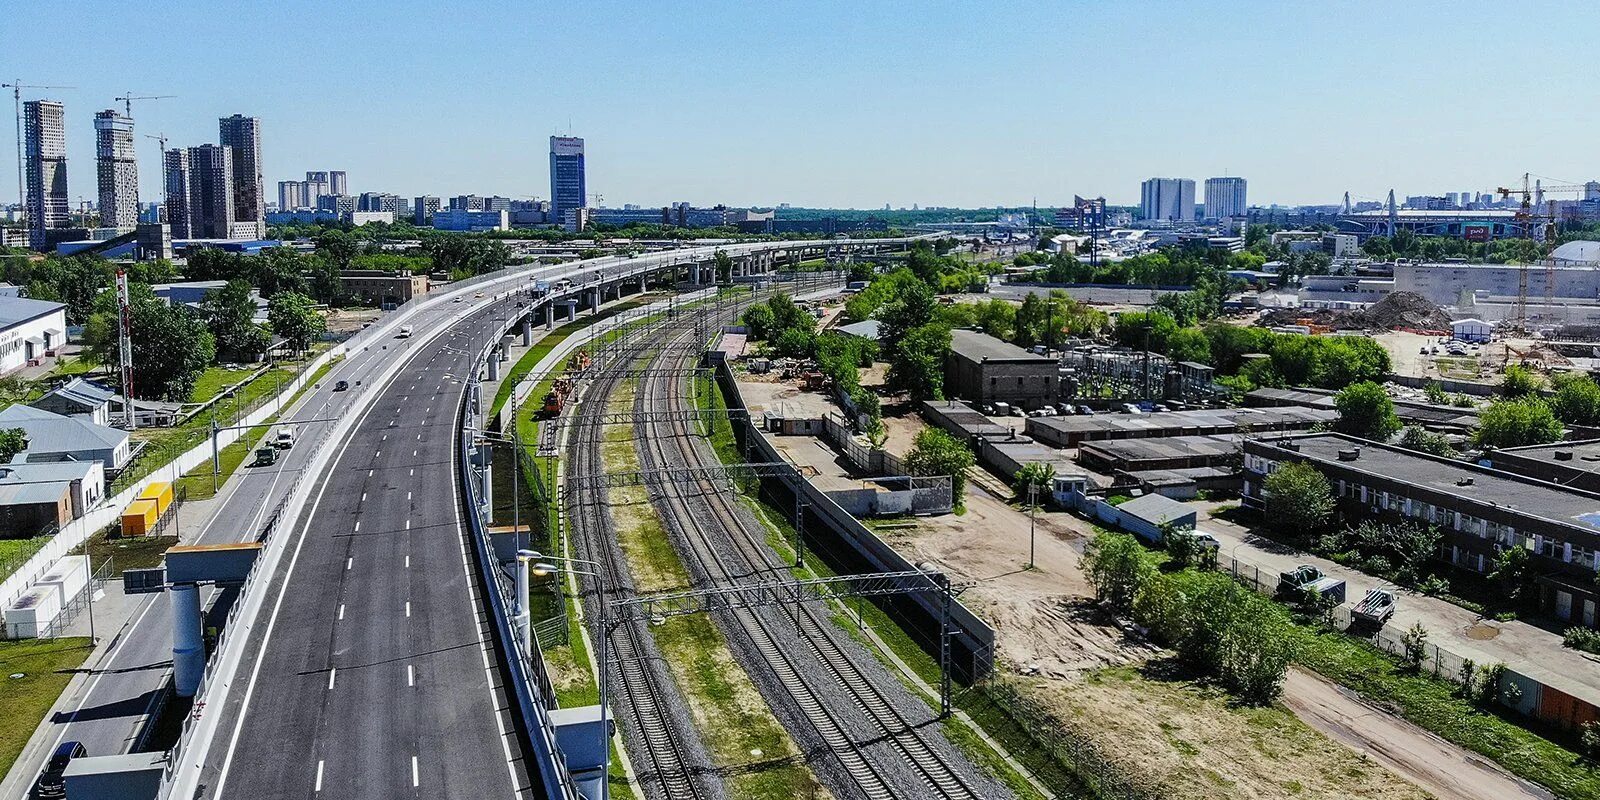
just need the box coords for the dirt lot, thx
[879,484,1542,798]
[324,307,383,338]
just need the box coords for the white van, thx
[274,426,296,449]
[397,325,413,339]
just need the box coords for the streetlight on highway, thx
[527,551,611,800]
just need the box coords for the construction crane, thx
[1497,174,1594,329]
[113,92,175,118]
[1,80,75,226]
[588,192,604,207]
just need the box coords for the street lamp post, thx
[1027,482,1037,571]
[530,551,610,800]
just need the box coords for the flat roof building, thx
[1490,439,1600,494]
[343,270,429,309]
[549,136,586,219]
[1077,434,1241,473]
[0,297,67,375]
[1244,432,1600,628]
[945,329,1057,410]
[1028,406,1333,447]
[0,405,131,471]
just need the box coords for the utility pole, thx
[1027,482,1038,570]
[1,80,74,225]
[116,270,137,430]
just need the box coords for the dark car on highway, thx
[334,380,349,391]
[34,740,85,798]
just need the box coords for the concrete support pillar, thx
[638,275,647,294]
[486,349,501,381]
[590,288,601,315]
[171,583,204,698]
[514,550,534,654]
[522,317,533,346]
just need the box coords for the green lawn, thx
[0,638,93,778]
[187,366,266,405]
[71,528,174,571]
[0,536,53,583]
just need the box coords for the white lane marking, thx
[407,664,414,686]
[404,519,411,530]
[411,755,419,788]
[360,492,366,502]
[381,434,386,441]
[338,604,345,620]
[417,433,422,440]
[404,554,410,568]
[409,468,414,476]
[368,469,373,477]
[315,760,324,792]
[327,667,336,690]
[354,520,360,532]
[412,449,417,457]
[375,450,381,458]
[405,601,411,618]
[345,557,352,570]
[406,491,411,501]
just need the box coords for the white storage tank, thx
[5,585,63,638]
[34,554,90,610]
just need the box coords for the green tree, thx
[886,322,950,400]
[1082,531,1153,612]
[0,428,28,462]
[267,291,325,353]
[1012,461,1056,498]
[740,303,776,340]
[1333,380,1402,441]
[1499,364,1542,398]
[131,301,216,400]
[1489,545,1534,602]
[202,280,270,362]
[1474,397,1563,448]
[877,277,939,350]
[904,426,974,504]
[714,250,733,283]
[254,247,309,298]
[1398,425,1456,457]
[1423,381,1449,406]
[1166,327,1212,364]
[307,255,346,306]
[314,229,359,270]
[1550,373,1600,425]
[1262,460,1335,536]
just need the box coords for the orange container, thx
[121,499,159,536]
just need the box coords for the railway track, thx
[562,306,725,800]
[629,298,999,800]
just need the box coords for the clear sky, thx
[6,0,1598,210]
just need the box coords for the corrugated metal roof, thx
[0,405,128,454]
[0,296,66,329]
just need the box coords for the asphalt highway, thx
[195,295,533,799]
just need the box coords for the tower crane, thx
[1497,173,1594,329]
[113,93,175,118]
[1,79,76,225]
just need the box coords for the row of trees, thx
[1116,314,1392,394]
[1084,532,1297,704]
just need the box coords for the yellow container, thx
[121,499,159,536]
[138,481,174,515]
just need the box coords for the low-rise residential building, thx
[1244,432,1600,628]
[0,405,131,471]
[32,378,117,426]
[0,297,68,374]
[944,329,1057,410]
[342,270,429,308]
[1027,406,1333,447]
[0,459,104,523]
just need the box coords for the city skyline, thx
[5,1,1600,210]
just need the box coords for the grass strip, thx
[0,638,93,777]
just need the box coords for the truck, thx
[253,446,278,467]
[1277,564,1347,604]
[1351,587,1396,625]
[274,426,296,449]
[397,325,413,338]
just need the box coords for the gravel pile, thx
[1259,291,1453,332]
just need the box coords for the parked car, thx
[1153,404,1171,413]
[1076,405,1095,416]
[1056,403,1076,416]
[333,380,349,392]
[34,741,85,799]
[1033,406,1056,417]
[1120,403,1142,414]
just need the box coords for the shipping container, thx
[5,585,62,637]
[34,555,90,609]
[138,482,174,515]
[121,499,159,536]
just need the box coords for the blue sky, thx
[6,1,1598,209]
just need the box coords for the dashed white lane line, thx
[407,664,414,687]
[315,760,324,792]
[354,520,360,532]
[411,755,419,788]
[405,601,411,618]
[412,449,417,457]
[406,491,411,501]
[375,450,381,458]
[360,492,366,502]
[409,468,414,476]
[417,433,422,440]
[368,469,373,477]
[345,557,352,570]
[404,519,411,530]
[404,554,410,568]
[338,604,345,620]
[327,667,336,690]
